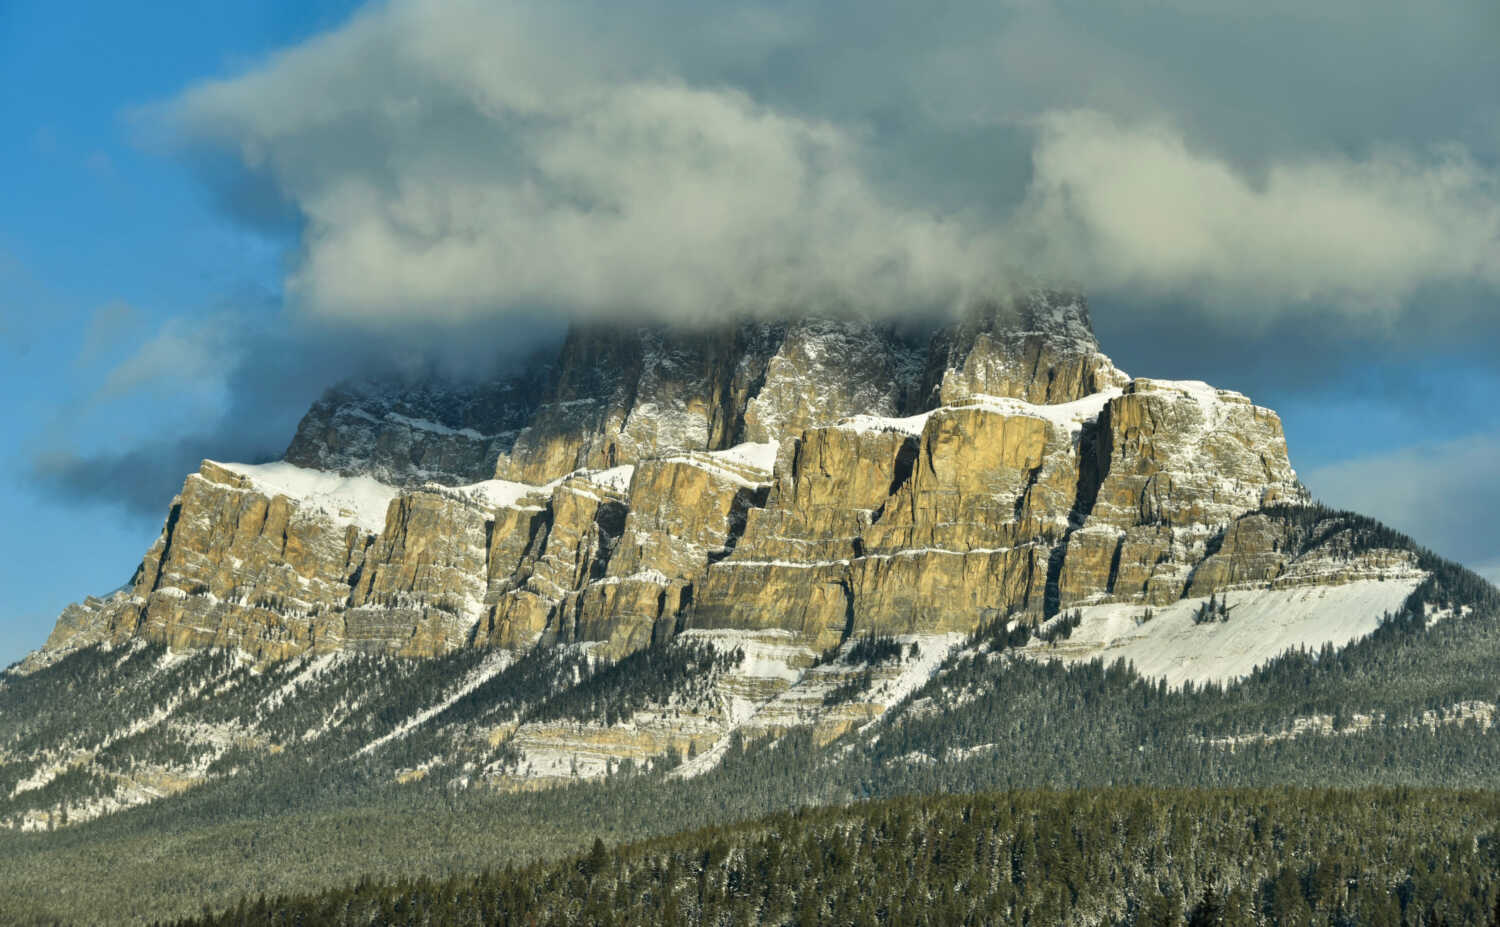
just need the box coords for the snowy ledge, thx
[205,461,401,533]
[833,377,1272,445]
[834,387,1123,442]
[206,459,645,534]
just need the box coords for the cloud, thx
[281,83,997,323]
[142,0,1500,333]
[33,438,268,520]
[97,312,242,401]
[74,300,144,370]
[52,0,1498,519]
[151,0,1004,327]
[32,305,563,516]
[1014,111,1500,317]
[1302,433,1500,578]
[33,312,323,515]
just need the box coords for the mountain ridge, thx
[7,290,1481,838]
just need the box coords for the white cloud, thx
[1014,111,1500,317]
[156,0,1003,326]
[287,82,1000,323]
[147,0,1500,330]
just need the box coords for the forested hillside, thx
[2,546,1498,924]
[164,788,1500,926]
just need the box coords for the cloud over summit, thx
[157,0,1005,326]
[151,0,1500,332]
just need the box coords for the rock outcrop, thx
[921,290,1128,405]
[495,318,929,483]
[43,289,1427,673]
[284,366,552,486]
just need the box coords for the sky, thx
[1,0,1497,665]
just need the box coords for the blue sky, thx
[0,1,363,662]
[2,0,1498,665]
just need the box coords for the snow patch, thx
[591,569,671,587]
[836,411,934,437]
[586,465,636,493]
[658,442,778,488]
[862,633,967,715]
[383,412,492,441]
[209,461,400,533]
[449,478,549,510]
[354,650,515,757]
[706,440,778,473]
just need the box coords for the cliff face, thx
[283,364,552,487]
[921,290,1129,405]
[494,318,931,483]
[690,377,1312,648]
[42,290,1405,672]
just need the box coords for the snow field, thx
[1031,577,1423,686]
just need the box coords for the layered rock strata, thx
[495,318,932,484]
[44,291,1424,672]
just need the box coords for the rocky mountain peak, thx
[281,360,552,487]
[284,291,1127,489]
[33,286,1334,670]
[963,288,1103,349]
[923,289,1128,407]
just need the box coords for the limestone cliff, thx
[288,291,1119,487]
[921,290,1128,405]
[494,318,928,483]
[43,290,1424,676]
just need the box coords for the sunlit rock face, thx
[922,290,1129,406]
[41,289,1362,667]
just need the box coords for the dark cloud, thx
[34,436,280,520]
[31,309,565,516]
[1091,294,1500,400]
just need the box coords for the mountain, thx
[9,292,1457,805]
[4,292,1499,924]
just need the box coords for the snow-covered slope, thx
[1030,578,1423,686]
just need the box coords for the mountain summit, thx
[282,290,1123,487]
